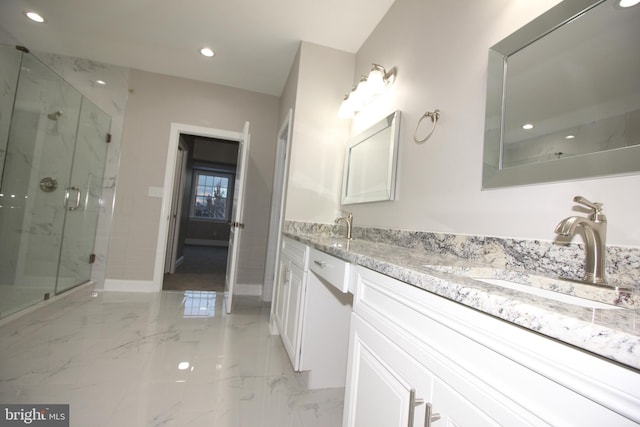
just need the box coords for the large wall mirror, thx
[342,111,401,204]
[483,0,640,189]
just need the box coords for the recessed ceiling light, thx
[618,0,640,7]
[565,135,575,139]
[95,80,106,86]
[200,47,215,57]
[24,11,45,23]
[522,123,534,130]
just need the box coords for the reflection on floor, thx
[182,291,217,318]
[163,245,227,292]
[0,286,344,426]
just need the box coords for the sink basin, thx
[420,264,624,310]
[473,278,622,310]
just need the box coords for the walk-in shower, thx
[0,44,111,318]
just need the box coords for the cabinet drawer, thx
[308,247,350,293]
[282,237,308,269]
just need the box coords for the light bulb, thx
[338,95,355,119]
[353,76,373,107]
[367,65,386,96]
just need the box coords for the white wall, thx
[284,42,355,222]
[106,69,279,289]
[333,0,640,248]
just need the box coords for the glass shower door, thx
[0,45,22,188]
[56,99,110,293]
[0,53,82,317]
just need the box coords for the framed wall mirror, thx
[482,0,640,189]
[342,111,401,204]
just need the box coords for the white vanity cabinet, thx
[271,237,353,389]
[272,236,309,368]
[344,266,640,427]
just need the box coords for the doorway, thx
[162,134,239,292]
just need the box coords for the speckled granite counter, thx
[283,229,640,371]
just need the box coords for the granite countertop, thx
[284,232,640,371]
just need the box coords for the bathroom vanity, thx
[270,236,352,389]
[271,228,640,426]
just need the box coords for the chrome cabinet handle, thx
[408,388,424,427]
[313,260,327,268]
[407,389,441,427]
[283,264,291,284]
[425,402,441,426]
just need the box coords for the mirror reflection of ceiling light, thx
[200,47,215,57]
[25,11,45,23]
[619,0,640,7]
[522,123,534,130]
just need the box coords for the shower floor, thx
[0,284,52,319]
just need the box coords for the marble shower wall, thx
[33,51,129,289]
[284,221,640,290]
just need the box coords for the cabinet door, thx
[282,262,305,369]
[273,257,289,331]
[344,314,433,427]
[431,377,500,427]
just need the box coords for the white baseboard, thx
[103,279,157,292]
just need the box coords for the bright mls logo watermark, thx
[0,405,69,426]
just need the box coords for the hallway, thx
[0,286,344,426]
[163,245,227,292]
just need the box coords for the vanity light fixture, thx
[338,63,396,118]
[200,47,215,57]
[24,11,45,23]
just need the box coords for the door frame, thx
[263,109,293,302]
[164,139,188,275]
[153,122,244,292]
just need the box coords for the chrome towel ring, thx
[414,109,441,143]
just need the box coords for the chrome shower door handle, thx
[64,186,82,210]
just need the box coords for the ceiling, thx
[0,0,396,97]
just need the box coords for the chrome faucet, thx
[554,196,607,285]
[335,211,354,240]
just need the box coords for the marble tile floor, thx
[0,286,344,427]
